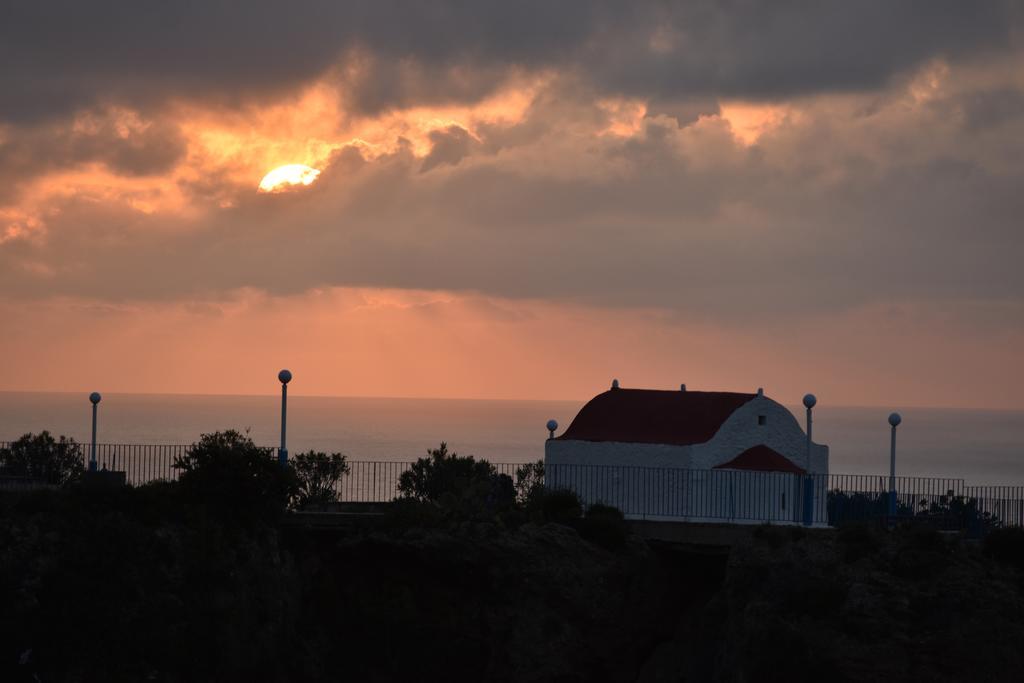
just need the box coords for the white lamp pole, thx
[800,394,817,525]
[88,392,101,472]
[888,412,902,517]
[802,393,817,464]
[278,369,292,465]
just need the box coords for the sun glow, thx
[258,164,321,193]
[718,101,793,145]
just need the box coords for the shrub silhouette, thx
[291,450,349,508]
[984,527,1024,571]
[753,523,805,549]
[396,444,628,533]
[173,430,296,522]
[837,523,882,562]
[397,443,517,520]
[828,487,1000,534]
[0,431,84,485]
[398,442,489,500]
[578,503,627,549]
[540,488,584,524]
[514,460,545,504]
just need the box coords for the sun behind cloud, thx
[258,164,321,193]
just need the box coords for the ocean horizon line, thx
[1,388,1022,415]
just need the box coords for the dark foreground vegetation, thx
[3,432,1024,682]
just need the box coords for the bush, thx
[890,526,949,580]
[291,450,349,508]
[382,497,446,530]
[0,431,84,485]
[396,443,519,521]
[540,489,583,524]
[578,503,627,549]
[985,527,1024,571]
[398,442,489,501]
[752,523,793,549]
[514,460,545,504]
[173,430,296,522]
[837,523,882,562]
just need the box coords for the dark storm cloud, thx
[2,1,1024,331]
[0,1,1017,122]
[420,126,479,172]
[957,88,1024,130]
[4,84,1024,324]
[0,112,186,201]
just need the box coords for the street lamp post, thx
[545,419,559,487]
[278,370,292,466]
[888,412,902,518]
[88,392,101,472]
[803,394,817,461]
[801,394,817,526]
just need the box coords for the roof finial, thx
[680,383,686,392]
[757,387,764,396]
[546,419,558,439]
[611,378,620,390]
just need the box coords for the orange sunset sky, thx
[1,2,1023,409]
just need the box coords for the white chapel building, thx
[544,382,829,523]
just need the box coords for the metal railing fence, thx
[0,441,524,495]
[339,460,521,502]
[815,474,967,529]
[0,441,191,485]
[545,463,804,523]
[965,486,1024,529]
[545,464,1021,531]
[2,439,1022,530]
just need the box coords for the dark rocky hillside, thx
[2,485,1024,682]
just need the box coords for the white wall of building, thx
[545,439,691,517]
[691,395,829,474]
[543,460,806,523]
[545,439,692,469]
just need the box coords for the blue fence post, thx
[802,475,814,526]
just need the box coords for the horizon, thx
[4,386,1024,486]
[3,387,1022,415]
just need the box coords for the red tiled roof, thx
[557,388,757,446]
[714,445,806,475]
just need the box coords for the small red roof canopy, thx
[714,445,806,475]
[557,388,757,446]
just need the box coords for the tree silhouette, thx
[291,450,350,508]
[173,430,296,522]
[0,431,84,485]
[397,442,514,519]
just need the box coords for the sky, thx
[1,1,1023,409]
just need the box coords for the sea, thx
[2,391,1023,485]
